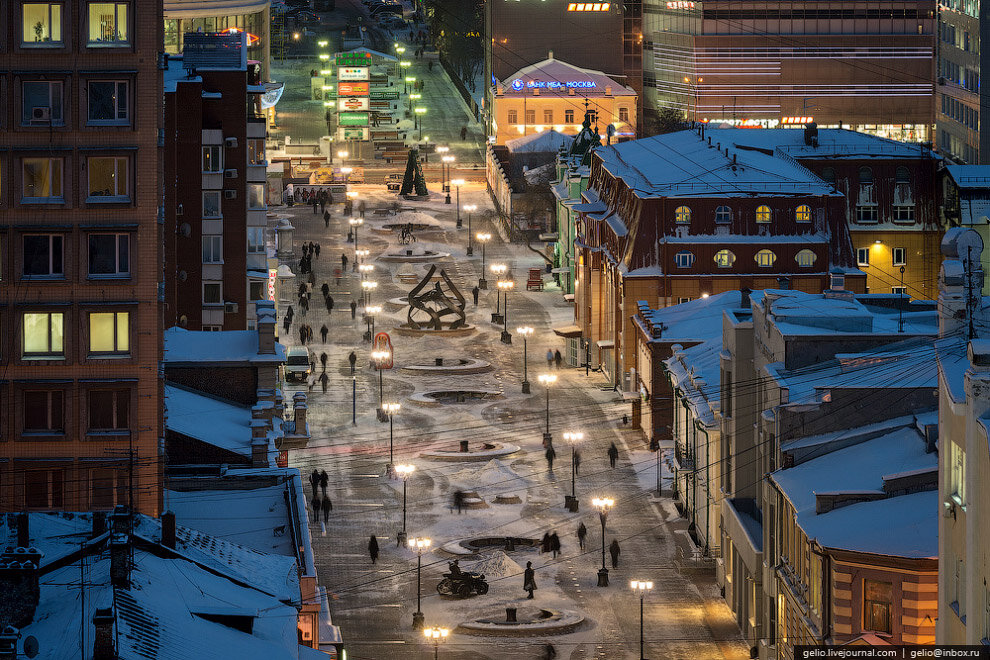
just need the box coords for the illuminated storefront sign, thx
[701,117,816,129]
[510,78,596,91]
[338,82,369,96]
[781,116,815,124]
[665,1,696,8]
[267,268,277,301]
[567,2,611,10]
[222,27,260,45]
[339,66,370,81]
[336,52,372,66]
[338,127,370,140]
[340,96,370,111]
[339,112,369,126]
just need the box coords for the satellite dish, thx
[23,636,39,658]
[179,223,191,237]
[607,124,616,138]
[177,270,187,282]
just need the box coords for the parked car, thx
[285,346,311,383]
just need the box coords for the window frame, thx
[247,227,266,254]
[892,247,906,266]
[755,249,777,268]
[22,233,64,278]
[714,249,736,268]
[24,469,65,509]
[618,106,629,123]
[862,579,892,635]
[87,80,130,126]
[246,138,265,166]
[950,441,966,506]
[543,109,553,124]
[89,467,125,509]
[796,249,817,268]
[715,205,732,224]
[203,191,222,218]
[202,145,223,173]
[87,389,130,433]
[21,157,64,203]
[21,3,64,47]
[23,389,65,433]
[202,235,223,264]
[856,206,878,224]
[674,250,695,268]
[857,247,870,266]
[858,166,874,185]
[893,205,915,223]
[21,80,64,126]
[203,281,223,305]
[795,205,811,223]
[524,108,536,124]
[86,156,130,203]
[88,311,130,356]
[22,311,65,358]
[86,1,130,46]
[674,205,691,224]
[248,183,266,210]
[87,232,130,278]
[565,109,574,123]
[755,205,771,224]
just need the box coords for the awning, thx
[563,294,575,303]
[596,340,615,348]
[553,324,582,338]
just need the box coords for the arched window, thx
[675,206,691,224]
[821,167,836,184]
[715,206,731,224]
[796,249,817,267]
[795,205,811,223]
[895,166,910,184]
[714,249,736,268]
[675,251,695,268]
[859,167,873,185]
[756,205,771,224]
[755,249,777,267]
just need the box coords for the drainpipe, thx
[696,420,711,555]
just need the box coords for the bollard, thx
[504,537,515,551]
[460,440,469,452]
[505,607,517,623]
[436,358,444,366]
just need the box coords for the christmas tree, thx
[399,148,429,197]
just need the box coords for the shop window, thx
[23,234,63,277]
[796,249,817,267]
[22,81,64,125]
[87,2,128,44]
[795,205,811,223]
[714,249,736,268]
[756,205,771,224]
[863,580,892,634]
[674,205,691,224]
[22,3,63,45]
[22,158,63,202]
[88,233,129,277]
[87,156,129,201]
[88,311,129,354]
[24,390,64,432]
[88,390,129,431]
[755,249,776,267]
[88,80,129,125]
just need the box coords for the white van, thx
[285,347,311,382]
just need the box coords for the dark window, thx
[88,80,129,124]
[23,234,63,276]
[859,167,873,185]
[864,580,892,634]
[88,389,129,431]
[90,468,123,509]
[24,390,64,432]
[895,166,911,184]
[88,233,129,276]
[565,109,574,122]
[25,469,64,508]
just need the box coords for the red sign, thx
[338,82,369,96]
[276,450,288,468]
[373,332,394,369]
[341,96,370,111]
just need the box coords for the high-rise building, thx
[164,31,270,331]
[936,2,985,163]
[0,1,164,515]
[646,0,937,141]
[163,0,271,80]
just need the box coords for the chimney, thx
[605,86,612,96]
[293,398,308,436]
[92,607,116,660]
[109,523,129,588]
[740,288,752,309]
[0,548,42,629]
[16,514,28,549]
[0,626,17,660]
[256,305,276,355]
[161,511,176,550]
[251,437,270,468]
[92,511,107,538]
[548,50,553,59]
[803,122,818,146]
[829,268,845,291]
[251,418,268,441]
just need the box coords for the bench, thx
[375,140,406,151]
[378,151,408,163]
[372,130,402,140]
[369,100,394,110]
[526,267,544,291]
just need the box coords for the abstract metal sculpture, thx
[405,265,466,330]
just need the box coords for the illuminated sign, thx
[340,96,370,111]
[268,268,277,301]
[339,66,370,81]
[702,116,815,129]
[338,127,370,141]
[337,82,369,96]
[510,79,596,91]
[339,112,369,126]
[335,52,372,66]
[567,2,611,10]
[373,333,394,369]
[223,27,260,45]
[665,1,695,8]
[781,116,815,124]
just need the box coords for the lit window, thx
[565,109,574,123]
[795,205,811,223]
[507,109,518,125]
[22,81,64,125]
[756,205,771,224]
[24,391,64,433]
[202,236,223,264]
[714,249,736,268]
[203,191,222,218]
[89,311,129,354]
[248,183,266,210]
[755,249,776,267]
[88,391,129,432]
[715,206,731,224]
[87,156,129,201]
[951,440,967,506]
[247,138,265,165]
[22,3,63,45]
[674,206,691,224]
[88,233,129,277]
[88,2,128,45]
[88,80,129,125]
[248,227,265,254]
[892,286,907,295]
[23,312,64,356]
[675,251,695,268]
[856,206,878,223]
[863,580,892,634]
[23,234,63,277]
[892,247,906,266]
[203,282,222,305]
[857,247,870,266]
[22,158,63,201]
[202,145,222,172]
[796,249,817,267]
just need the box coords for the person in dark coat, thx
[320,198,326,214]
[554,350,562,369]
[461,126,468,140]
[348,351,357,374]
[321,495,332,522]
[319,470,329,497]
[341,254,349,271]
[368,535,380,564]
[549,532,561,559]
[311,494,320,521]
[319,372,329,393]
[321,282,330,298]
[573,449,582,475]
[350,300,358,319]
[315,243,321,258]
[283,316,291,334]
[299,326,307,346]
[541,644,557,660]
[453,490,464,514]
[326,295,334,312]
[607,442,619,468]
[358,200,366,218]
[540,532,551,554]
[324,210,331,227]
[609,539,620,568]
[545,445,556,472]
[523,561,536,599]
[320,325,329,343]
[310,469,320,498]
[577,522,587,550]
[320,351,328,370]
[312,197,319,214]
[472,286,479,305]
[286,305,294,322]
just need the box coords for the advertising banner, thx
[337,127,370,141]
[338,66,370,81]
[336,52,372,66]
[339,96,370,111]
[338,81,369,96]
[339,112,369,126]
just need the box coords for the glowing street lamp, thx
[409,92,421,113]
[385,404,403,467]
[497,280,514,344]
[423,626,448,658]
[490,264,506,323]
[476,233,491,289]
[409,537,432,630]
[450,179,465,228]
[349,217,364,258]
[354,249,369,274]
[593,497,615,586]
[631,580,654,659]
[371,346,390,404]
[538,373,557,445]
[361,280,378,307]
[464,205,478,255]
[364,303,382,343]
[337,149,349,161]
[318,40,328,47]
[318,53,330,61]
[358,264,374,280]
[414,107,427,140]
[517,326,533,393]
[563,431,584,509]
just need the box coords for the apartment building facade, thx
[0,0,164,515]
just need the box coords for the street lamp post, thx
[371,347,390,405]
[337,149,349,165]
[395,464,415,545]
[349,217,363,261]
[517,326,533,393]
[399,61,411,91]
[476,233,491,289]
[414,107,427,141]
[354,248,369,274]
[630,580,654,659]
[489,264,506,323]
[563,431,583,511]
[498,280,514,344]
[538,374,557,446]
[358,263,374,281]
[593,497,615,586]
[384,403,402,466]
[361,280,378,307]
[409,92,421,114]
[451,179,464,228]
[365,304,381,343]
[464,205,477,253]
[423,626,448,658]
[409,537,432,629]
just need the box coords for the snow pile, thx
[449,459,526,493]
[471,551,523,579]
[392,211,442,227]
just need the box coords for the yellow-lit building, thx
[491,55,636,146]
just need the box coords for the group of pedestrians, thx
[545,349,563,369]
[309,470,333,523]
[540,532,562,558]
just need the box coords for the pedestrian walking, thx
[283,316,291,334]
[368,535,380,564]
[350,300,357,319]
[546,349,554,368]
[320,325,329,343]
[577,522,587,550]
[523,561,537,599]
[324,210,331,227]
[541,532,551,554]
[320,199,326,214]
[326,295,334,312]
[609,539,620,568]
[573,449,582,475]
[321,283,330,298]
[541,644,557,660]
[348,351,357,374]
[320,351,328,370]
[428,60,433,71]
[320,469,329,497]
[315,243,321,258]
[298,282,308,298]
[453,490,464,514]
[321,495,332,522]
[311,494,320,521]
[358,200,366,218]
[341,253,349,271]
[286,305,294,322]
[607,442,619,469]
[310,469,320,498]
[545,445,556,472]
[319,372,329,393]
[460,126,468,140]
[550,532,561,559]
[472,286,479,305]
[299,326,307,345]
[312,198,318,214]
[554,350,562,369]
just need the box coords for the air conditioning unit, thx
[224,169,238,179]
[223,190,237,200]
[224,137,238,148]
[224,302,239,314]
[31,106,51,123]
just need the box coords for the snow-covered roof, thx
[506,130,574,154]
[758,289,939,337]
[704,127,938,161]
[344,46,398,62]
[594,130,838,198]
[165,384,256,458]
[771,426,938,558]
[643,290,744,343]
[164,326,286,363]
[500,56,634,98]
[945,164,990,190]
[164,55,202,93]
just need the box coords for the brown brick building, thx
[0,1,164,515]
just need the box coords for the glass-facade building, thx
[164,0,270,78]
